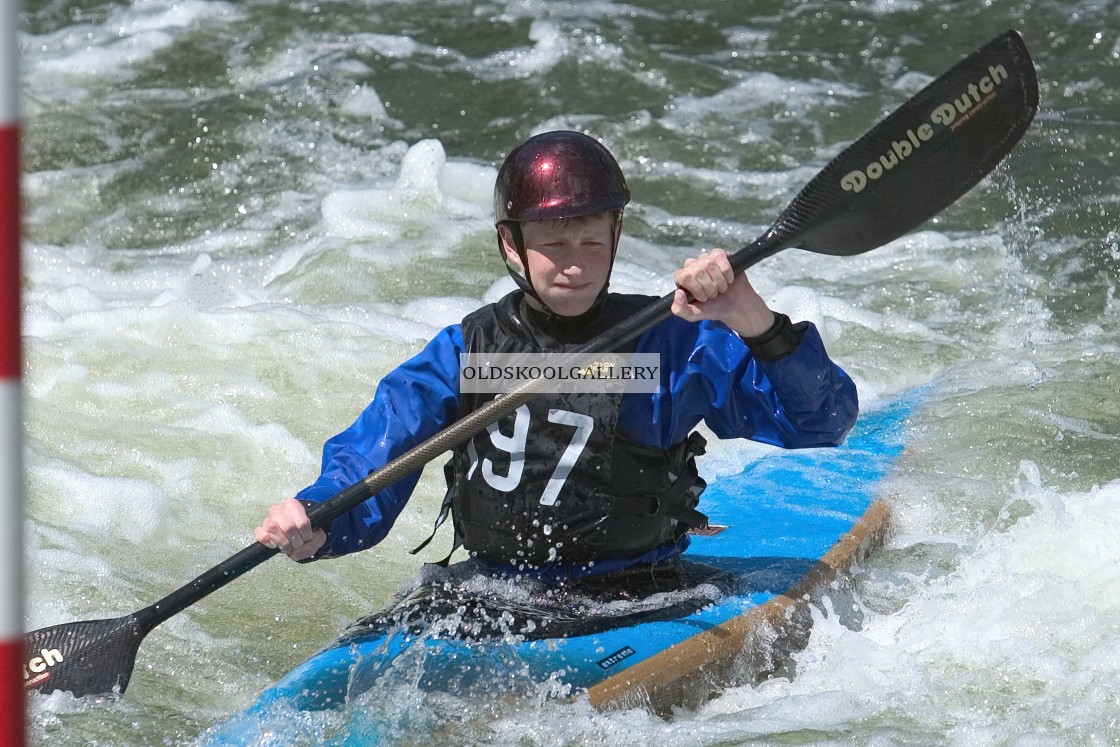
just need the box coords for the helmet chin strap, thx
[498,212,624,320]
[501,222,547,309]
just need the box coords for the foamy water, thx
[18,0,1120,744]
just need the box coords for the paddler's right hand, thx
[254,497,327,562]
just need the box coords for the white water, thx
[18,0,1120,744]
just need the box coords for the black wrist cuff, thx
[739,312,805,361]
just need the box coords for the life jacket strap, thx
[408,460,460,566]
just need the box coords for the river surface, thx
[17,0,1120,744]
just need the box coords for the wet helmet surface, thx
[494,131,630,224]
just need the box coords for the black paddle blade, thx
[774,29,1039,257]
[24,615,143,697]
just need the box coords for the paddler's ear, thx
[497,223,523,271]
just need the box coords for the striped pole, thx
[1,0,26,743]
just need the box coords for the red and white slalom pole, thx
[1,0,26,743]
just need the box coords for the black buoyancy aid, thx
[432,291,709,568]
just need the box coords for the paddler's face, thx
[500,212,615,317]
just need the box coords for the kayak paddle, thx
[25,29,1037,699]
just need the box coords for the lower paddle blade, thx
[775,29,1039,256]
[24,615,144,697]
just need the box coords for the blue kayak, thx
[205,392,913,745]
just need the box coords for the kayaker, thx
[254,130,858,585]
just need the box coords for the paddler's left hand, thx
[671,248,776,337]
[254,497,327,562]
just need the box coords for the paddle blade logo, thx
[23,646,64,689]
[841,63,1010,194]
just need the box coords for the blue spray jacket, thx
[295,303,859,572]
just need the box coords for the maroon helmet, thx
[493,131,630,317]
[494,131,630,225]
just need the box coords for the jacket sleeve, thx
[294,325,463,558]
[630,317,858,449]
